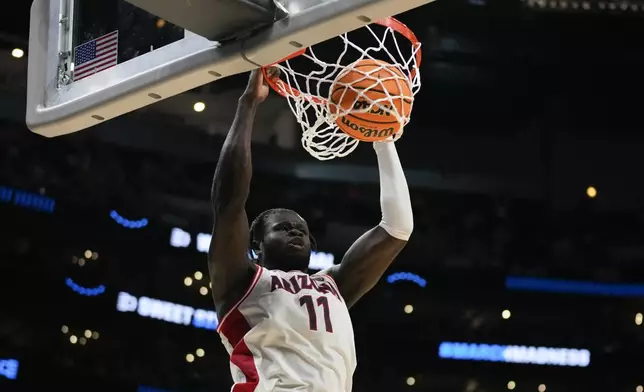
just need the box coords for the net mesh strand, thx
[272,23,422,161]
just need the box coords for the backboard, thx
[26,0,433,137]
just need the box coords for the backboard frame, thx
[27,0,433,138]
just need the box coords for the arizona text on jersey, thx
[218,266,357,392]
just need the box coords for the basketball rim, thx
[261,16,422,105]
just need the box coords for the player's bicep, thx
[208,209,253,302]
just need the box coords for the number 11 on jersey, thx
[299,295,333,333]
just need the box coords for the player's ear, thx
[309,234,318,251]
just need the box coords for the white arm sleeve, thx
[373,141,413,241]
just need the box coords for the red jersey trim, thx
[217,266,263,334]
[220,308,260,391]
[230,337,260,392]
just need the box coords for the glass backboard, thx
[26,0,431,137]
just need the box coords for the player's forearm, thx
[211,97,258,213]
[374,141,413,240]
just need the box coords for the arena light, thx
[387,272,427,288]
[538,384,547,392]
[586,186,597,198]
[0,185,55,213]
[507,381,516,390]
[83,249,99,260]
[116,291,218,330]
[62,325,99,345]
[71,256,87,267]
[308,251,335,270]
[406,377,415,386]
[502,309,511,319]
[65,278,106,296]
[109,210,148,229]
[0,187,11,203]
[636,312,643,326]
[196,348,205,357]
[196,232,211,252]
[170,228,191,248]
[11,48,24,59]
[506,276,644,297]
[438,341,591,367]
[404,304,414,314]
[193,102,206,112]
[525,0,642,12]
[0,358,19,380]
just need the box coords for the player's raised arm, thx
[208,70,269,315]
[320,141,413,308]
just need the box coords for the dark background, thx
[1,0,644,391]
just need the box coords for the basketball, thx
[330,59,413,142]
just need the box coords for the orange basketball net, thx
[262,17,422,161]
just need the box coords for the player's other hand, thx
[243,69,271,104]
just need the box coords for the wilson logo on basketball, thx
[353,100,394,117]
[339,117,395,139]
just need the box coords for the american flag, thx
[73,30,119,82]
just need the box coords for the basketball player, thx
[208,69,413,392]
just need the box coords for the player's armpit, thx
[320,226,407,308]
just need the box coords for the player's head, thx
[250,208,316,272]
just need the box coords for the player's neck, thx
[263,256,309,273]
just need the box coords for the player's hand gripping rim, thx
[242,67,280,105]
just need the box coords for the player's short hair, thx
[249,208,317,256]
